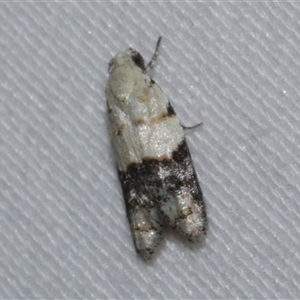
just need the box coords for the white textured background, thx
[1,1,300,299]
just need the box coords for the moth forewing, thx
[106,37,207,259]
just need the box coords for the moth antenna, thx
[145,36,162,73]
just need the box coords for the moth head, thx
[108,48,145,74]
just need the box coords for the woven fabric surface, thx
[1,2,300,299]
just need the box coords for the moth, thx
[106,37,207,259]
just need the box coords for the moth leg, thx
[181,122,203,130]
[145,36,162,73]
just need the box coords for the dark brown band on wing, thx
[118,139,206,233]
[132,102,177,128]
